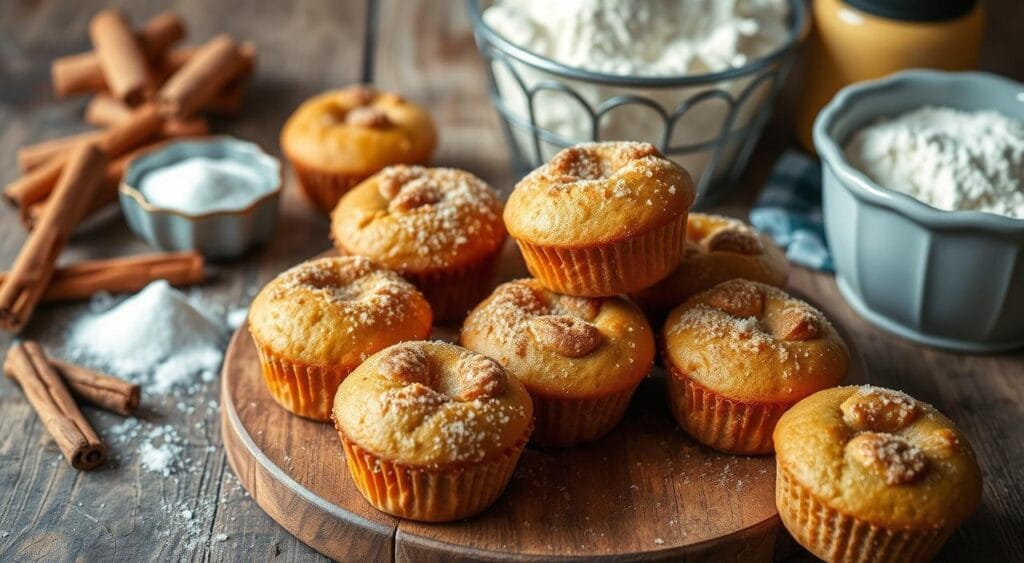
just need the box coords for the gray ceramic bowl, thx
[814,70,1024,352]
[121,137,281,261]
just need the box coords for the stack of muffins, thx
[250,87,982,560]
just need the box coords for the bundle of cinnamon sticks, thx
[5,9,257,228]
[0,9,254,332]
[5,341,142,470]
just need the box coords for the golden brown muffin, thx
[333,341,533,522]
[503,142,696,297]
[331,165,506,321]
[281,85,437,213]
[662,279,849,454]
[461,278,654,447]
[774,386,983,563]
[631,213,789,318]
[248,256,432,421]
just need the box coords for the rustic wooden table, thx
[1,1,1022,561]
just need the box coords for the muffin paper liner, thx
[776,464,949,563]
[514,213,687,297]
[287,158,366,214]
[404,249,502,323]
[529,386,636,447]
[666,363,784,454]
[253,335,350,422]
[337,427,530,522]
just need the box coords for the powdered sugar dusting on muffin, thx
[847,431,928,485]
[370,342,529,464]
[519,141,689,208]
[268,257,424,330]
[372,165,505,268]
[670,282,832,363]
[462,279,606,359]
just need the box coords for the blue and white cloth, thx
[749,150,833,272]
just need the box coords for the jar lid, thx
[844,0,977,22]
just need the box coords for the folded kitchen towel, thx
[749,150,834,272]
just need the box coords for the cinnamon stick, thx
[52,11,185,97]
[157,41,255,90]
[23,151,132,229]
[85,94,210,136]
[4,104,163,210]
[50,358,140,416]
[4,342,106,470]
[0,252,205,303]
[89,10,152,105]
[16,130,106,173]
[162,116,209,137]
[158,35,246,118]
[0,144,107,332]
[205,84,245,116]
[84,94,133,126]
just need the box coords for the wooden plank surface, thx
[1,1,1022,561]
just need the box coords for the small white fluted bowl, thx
[120,137,282,262]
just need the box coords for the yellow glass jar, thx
[796,0,984,151]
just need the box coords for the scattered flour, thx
[845,105,1024,218]
[62,280,226,394]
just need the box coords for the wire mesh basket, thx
[468,0,809,205]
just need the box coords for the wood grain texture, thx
[1,0,1023,561]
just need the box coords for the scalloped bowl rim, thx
[813,69,1024,236]
[120,136,282,220]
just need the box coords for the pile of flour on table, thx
[62,279,227,394]
[57,280,231,477]
[845,106,1024,218]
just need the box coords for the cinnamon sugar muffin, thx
[461,278,654,447]
[333,341,533,521]
[774,386,982,563]
[504,142,696,297]
[281,86,437,213]
[248,256,432,420]
[663,279,849,454]
[631,213,789,317]
[330,165,506,321]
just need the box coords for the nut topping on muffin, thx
[449,354,507,401]
[528,315,604,358]
[841,386,919,433]
[345,105,393,128]
[376,342,507,403]
[847,432,928,485]
[705,279,765,318]
[379,343,433,385]
[703,225,764,255]
[772,305,821,341]
[462,278,654,447]
[348,85,377,105]
[386,181,442,213]
[554,295,602,321]
[544,142,660,184]
[469,281,611,360]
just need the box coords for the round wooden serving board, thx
[221,246,866,562]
